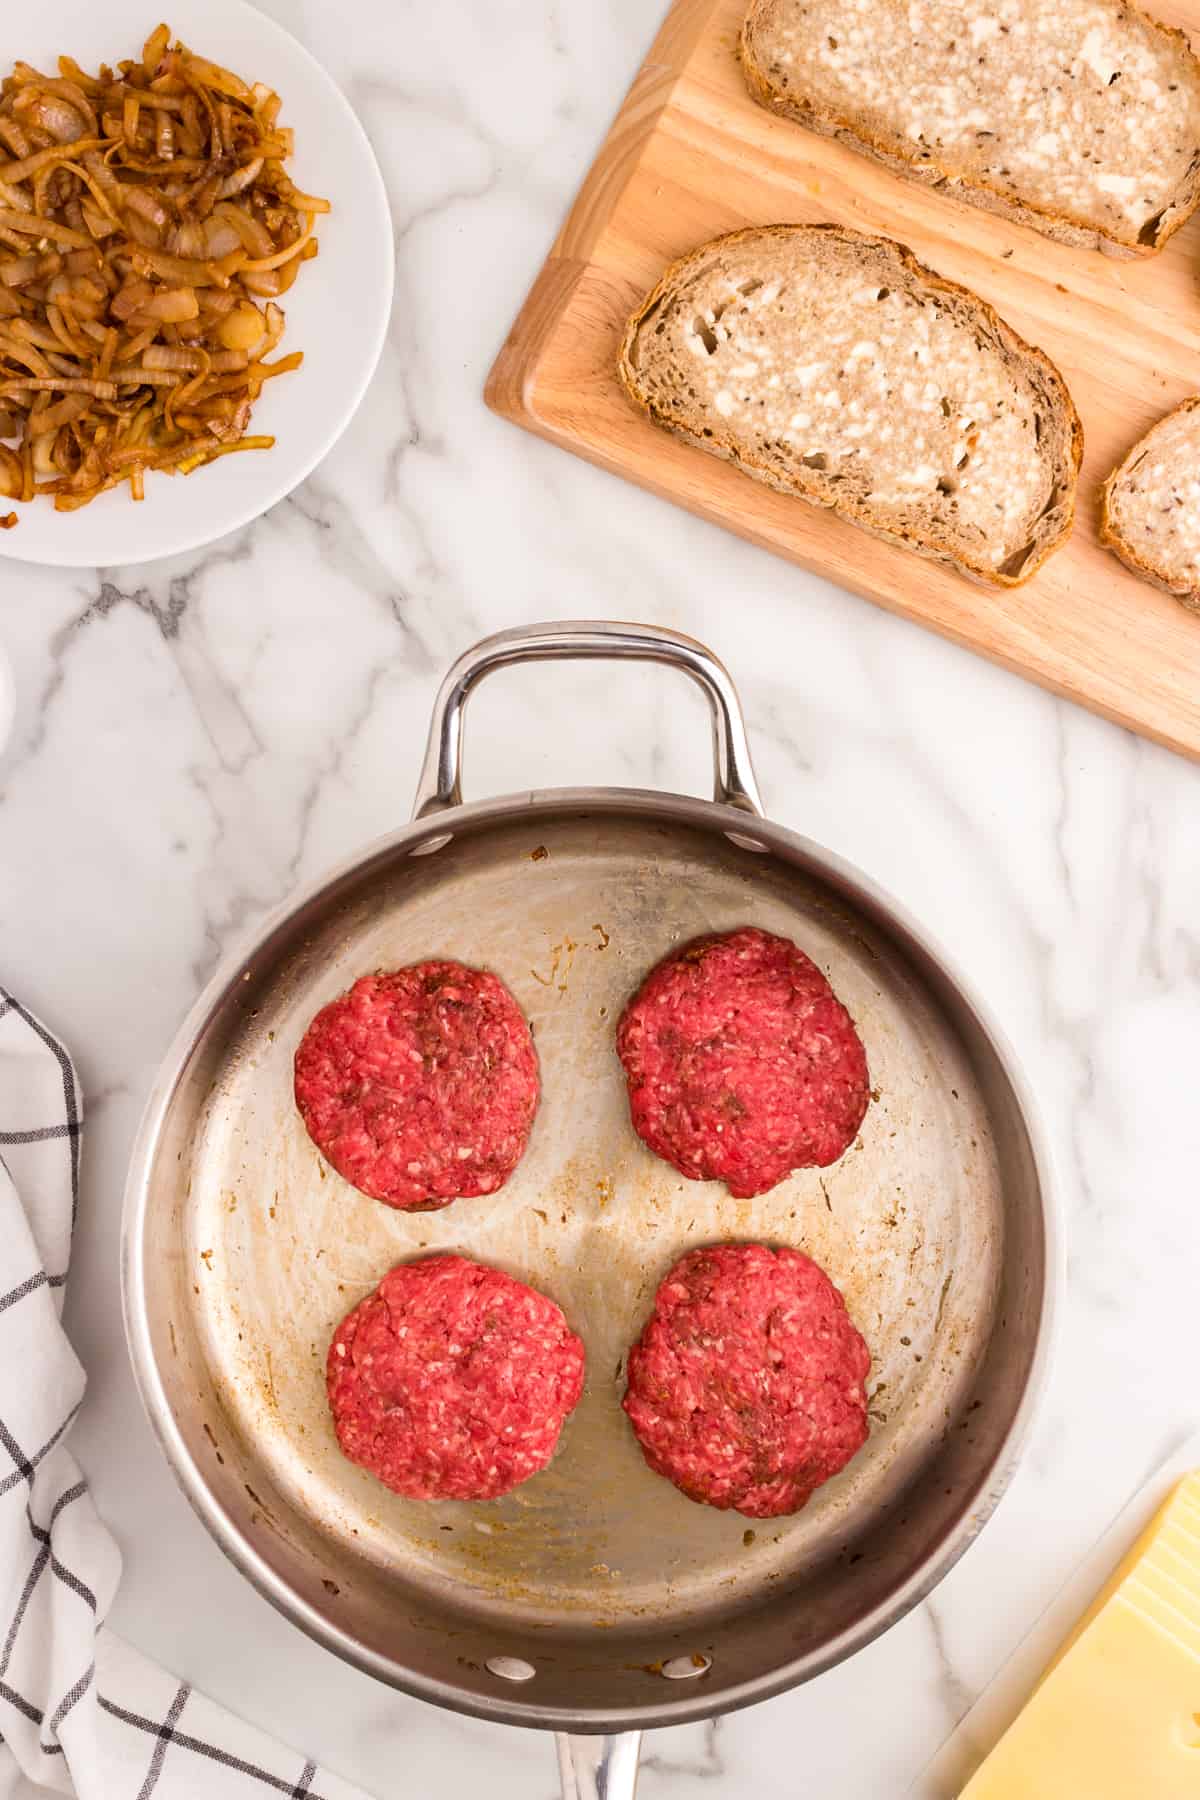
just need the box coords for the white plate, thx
[1,0,393,567]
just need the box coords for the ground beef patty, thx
[327,1255,585,1501]
[616,926,869,1198]
[623,1243,870,1518]
[294,962,539,1210]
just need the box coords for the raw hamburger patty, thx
[623,1243,870,1518]
[327,1254,585,1501]
[616,926,869,1198]
[294,962,539,1210]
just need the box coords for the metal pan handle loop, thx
[556,1731,643,1800]
[411,620,764,820]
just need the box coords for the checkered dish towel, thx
[0,990,370,1800]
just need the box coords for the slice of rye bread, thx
[741,0,1200,257]
[617,224,1082,587]
[1101,398,1200,611]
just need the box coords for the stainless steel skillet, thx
[122,621,1057,1799]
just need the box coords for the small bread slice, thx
[741,0,1200,257]
[1101,399,1200,610]
[617,224,1081,587]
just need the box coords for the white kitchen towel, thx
[0,987,371,1800]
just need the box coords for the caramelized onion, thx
[0,443,22,495]
[121,185,167,231]
[0,376,116,396]
[0,22,326,515]
[0,139,107,184]
[217,300,263,350]
[127,287,199,325]
[22,95,87,144]
[34,390,90,432]
[0,206,91,247]
[142,343,204,371]
[214,200,273,257]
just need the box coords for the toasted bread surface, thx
[618,224,1081,586]
[741,0,1200,256]
[1102,398,1200,610]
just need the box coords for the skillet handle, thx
[556,1731,643,1800]
[411,620,764,820]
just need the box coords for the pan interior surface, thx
[135,801,1044,1722]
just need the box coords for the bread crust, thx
[740,0,1200,258]
[617,223,1082,588]
[1100,397,1200,612]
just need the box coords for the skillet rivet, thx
[486,1655,536,1682]
[661,1653,712,1680]
[409,832,454,858]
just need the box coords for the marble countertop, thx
[3,2,1200,1795]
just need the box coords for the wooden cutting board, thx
[485,0,1200,760]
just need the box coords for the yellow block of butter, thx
[962,1473,1200,1798]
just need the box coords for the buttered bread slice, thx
[1102,398,1200,610]
[618,225,1081,587]
[741,0,1200,256]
